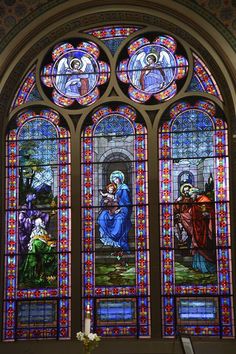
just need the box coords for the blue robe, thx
[65,73,82,95]
[140,63,165,92]
[98,184,132,253]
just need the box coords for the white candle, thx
[84,305,91,335]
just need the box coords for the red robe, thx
[174,196,193,239]
[191,194,215,263]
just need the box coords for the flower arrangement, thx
[76,331,101,353]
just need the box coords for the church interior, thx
[0,0,236,353]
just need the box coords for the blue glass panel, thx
[97,299,136,323]
[19,119,57,139]
[27,85,43,102]
[172,110,214,158]
[178,299,217,321]
[17,301,57,327]
[94,115,133,136]
[188,73,205,93]
[103,38,125,55]
[19,119,58,170]
[172,110,213,132]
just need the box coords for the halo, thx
[69,57,82,70]
[180,183,193,195]
[110,170,125,184]
[146,53,158,63]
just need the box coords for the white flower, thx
[88,333,96,341]
[76,331,101,343]
[76,331,85,341]
[93,333,101,342]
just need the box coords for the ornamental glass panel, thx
[117,34,188,104]
[4,109,71,340]
[10,65,42,111]
[81,105,150,337]
[188,53,222,101]
[40,40,110,108]
[159,99,234,338]
[85,26,142,55]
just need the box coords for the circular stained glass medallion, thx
[128,44,176,94]
[53,49,99,99]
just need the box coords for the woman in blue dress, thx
[98,171,132,254]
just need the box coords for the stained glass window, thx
[117,34,188,103]
[11,66,42,111]
[81,105,150,337]
[159,99,234,337]
[40,40,110,108]
[85,26,142,55]
[3,21,234,343]
[188,54,222,101]
[4,109,71,340]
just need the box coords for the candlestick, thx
[84,305,91,335]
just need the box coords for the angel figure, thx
[131,48,173,93]
[55,54,97,98]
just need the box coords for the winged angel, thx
[131,49,174,93]
[55,55,97,98]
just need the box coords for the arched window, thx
[81,105,150,337]
[1,15,234,343]
[4,109,71,340]
[159,100,233,337]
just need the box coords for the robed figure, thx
[97,171,132,254]
[189,187,216,274]
[174,184,216,274]
[130,47,174,93]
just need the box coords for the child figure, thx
[100,183,119,215]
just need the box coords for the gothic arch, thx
[0,1,236,352]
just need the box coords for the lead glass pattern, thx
[40,40,110,108]
[85,26,142,55]
[159,99,234,337]
[3,22,234,342]
[188,54,223,101]
[4,109,71,340]
[117,35,188,104]
[81,105,150,337]
[10,66,42,111]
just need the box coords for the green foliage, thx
[95,263,135,286]
[175,261,217,285]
